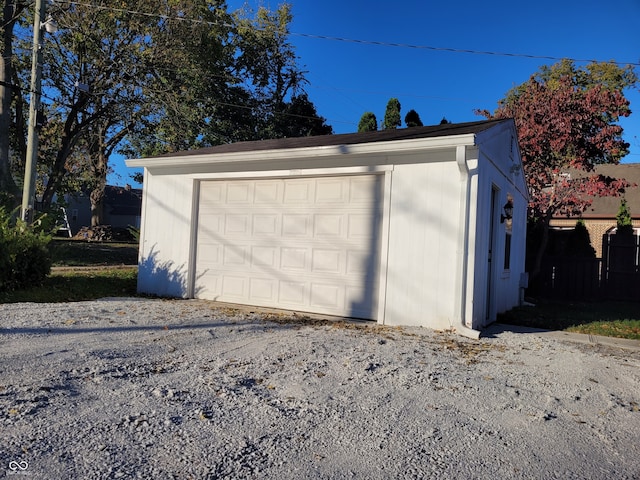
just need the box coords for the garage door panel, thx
[200,184,223,204]
[223,245,247,265]
[310,283,343,309]
[226,183,252,203]
[252,214,279,235]
[198,244,221,264]
[250,246,277,268]
[284,181,312,203]
[225,214,250,234]
[282,214,311,236]
[221,275,246,297]
[196,273,220,297]
[315,179,346,203]
[314,214,343,237]
[350,177,378,203]
[280,247,307,270]
[199,214,223,234]
[311,249,343,274]
[195,175,381,318]
[249,278,276,301]
[346,250,367,275]
[348,214,376,238]
[254,182,280,203]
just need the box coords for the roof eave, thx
[126,133,478,169]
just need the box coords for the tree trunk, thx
[89,142,108,227]
[531,212,553,282]
[90,184,104,227]
[0,1,20,206]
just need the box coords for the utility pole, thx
[21,0,46,222]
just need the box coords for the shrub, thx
[127,225,140,243]
[616,199,634,236]
[0,208,52,291]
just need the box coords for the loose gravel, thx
[1,298,639,479]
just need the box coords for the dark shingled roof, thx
[155,119,509,158]
[580,163,640,219]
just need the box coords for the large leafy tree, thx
[272,93,332,137]
[478,60,637,275]
[4,1,330,225]
[31,0,167,223]
[233,4,306,140]
[126,2,331,152]
[128,0,243,155]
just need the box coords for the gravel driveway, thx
[1,298,639,479]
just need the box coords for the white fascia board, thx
[187,164,394,180]
[125,133,477,170]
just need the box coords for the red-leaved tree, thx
[478,60,636,277]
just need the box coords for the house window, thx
[504,232,512,270]
[72,209,78,221]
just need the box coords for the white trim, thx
[126,134,477,169]
[377,170,393,325]
[137,168,150,266]
[183,165,394,181]
[454,145,481,339]
[187,179,201,298]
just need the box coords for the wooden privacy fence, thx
[529,234,640,301]
[532,257,603,300]
[602,234,640,301]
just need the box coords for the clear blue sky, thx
[114,0,640,185]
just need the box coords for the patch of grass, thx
[0,267,138,303]
[49,240,138,267]
[499,301,640,340]
[566,320,640,340]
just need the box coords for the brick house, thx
[549,163,640,258]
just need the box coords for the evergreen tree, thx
[616,199,634,235]
[273,93,333,137]
[404,109,423,127]
[357,112,377,132]
[567,220,596,257]
[383,98,401,129]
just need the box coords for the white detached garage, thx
[127,119,528,338]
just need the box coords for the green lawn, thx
[1,240,139,304]
[0,267,138,303]
[498,301,640,340]
[48,239,138,266]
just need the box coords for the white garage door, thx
[194,175,383,319]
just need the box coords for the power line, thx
[11,1,637,132]
[289,33,640,67]
[53,0,640,67]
